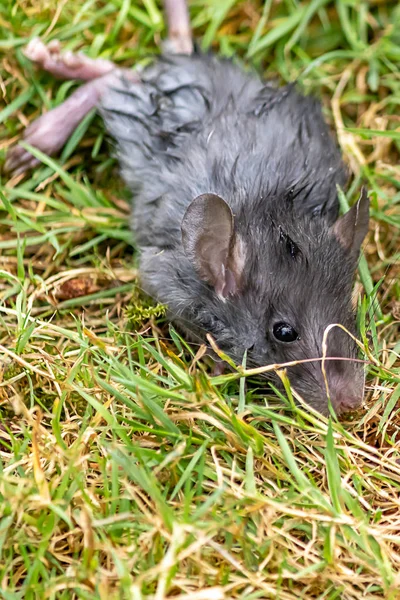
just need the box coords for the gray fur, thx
[101,52,367,415]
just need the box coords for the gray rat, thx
[5,0,369,416]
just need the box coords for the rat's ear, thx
[181,193,245,298]
[332,188,369,256]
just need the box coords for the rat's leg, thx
[5,0,191,176]
[4,39,126,175]
[5,70,138,175]
[23,38,115,81]
[163,0,193,55]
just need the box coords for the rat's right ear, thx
[181,193,245,299]
[332,187,370,257]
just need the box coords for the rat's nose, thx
[331,390,362,415]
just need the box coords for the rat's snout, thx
[286,354,365,416]
[320,331,365,416]
[326,371,365,416]
[330,387,363,415]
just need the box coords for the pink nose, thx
[331,391,362,415]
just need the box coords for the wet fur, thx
[101,52,364,414]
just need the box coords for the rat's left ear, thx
[181,193,246,299]
[332,188,370,257]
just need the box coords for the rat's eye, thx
[273,322,299,343]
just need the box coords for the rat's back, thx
[102,53,346,248]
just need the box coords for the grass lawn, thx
[0,0,400,598]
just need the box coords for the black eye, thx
[273,322,299,343]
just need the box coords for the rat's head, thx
[179,189,369,416]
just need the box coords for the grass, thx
[0,0,400,598]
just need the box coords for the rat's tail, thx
[163,0,193,54]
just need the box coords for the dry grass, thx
[0,1,400,599]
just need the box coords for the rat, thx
[5,0,369,416]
